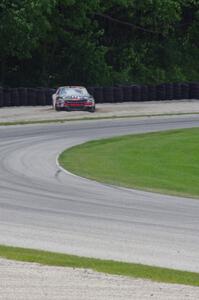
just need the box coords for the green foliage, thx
[0,0,55,57]
[0,0,199,86]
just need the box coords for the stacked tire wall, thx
[0,83,199,107]
[89,83,199,103]
[0,88,56,108]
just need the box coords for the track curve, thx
[0,115,199,272]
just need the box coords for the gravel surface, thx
[0,258,199,300]
[0,100,199,123]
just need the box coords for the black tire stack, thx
[148,85,157,101]
[36,88,46,106]
[18,88,28,106]
[113,87,123,102]
[0,88,3,107]
[165,83,173,100]
[156,84,166,101]
[189,83,199,99]
[132,85,141,101]
[173,83,182,100]
[3,88,12,107]
[181,83,189,99]
[103,87,114,102]
[87,87,95,97]
[0,83,198,107]
[141,85,149,101]
[94,87,103,103]
[122,86,132,102]
[11,89,20,106]
[27,88,37,106]
[45,88,56,105]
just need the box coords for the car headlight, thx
[87,97,94,102]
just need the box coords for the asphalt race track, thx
[0,115,199,272]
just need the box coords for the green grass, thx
[59,127,199,198]
[0,245,199,286]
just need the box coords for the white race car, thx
[52,86,95,112]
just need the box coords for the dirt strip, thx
[0,259,198,300]
[0,100,199,123]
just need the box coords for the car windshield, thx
[59,87,89,97]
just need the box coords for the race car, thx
[52,86,95,112]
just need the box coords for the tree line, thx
[0,0,199,87]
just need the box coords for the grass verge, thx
[0,112,198,126]
[0,245,199,286]
[59,127,199,198]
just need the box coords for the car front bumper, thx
[56,101,95,110]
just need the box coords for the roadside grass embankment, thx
[0,245,199,287]
[0,112,199,126]
[59,127,199,199]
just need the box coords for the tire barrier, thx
[132,85,141,101]
[87,87,95,97]
[173,83,182,100]
[36,89,46,106]
[122,86,132,102]
[113,87,123,102]
[18,88,28,106]
[165,83,173,100]
[27,88,37,106]
[45,88,56,105]
[181,83,189,99]
[3,88,12,107]
[189,83,199,99]
[11,89,20,106]
[103,87,114,102]
[94,87,103,103]
[141,85,149,101]
[156,84,166,101]
[148,85,157,101]
[0,88,3,107]
[0,83,198,107]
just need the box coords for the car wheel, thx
[89,106,95,113]
[55,106,61,111]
